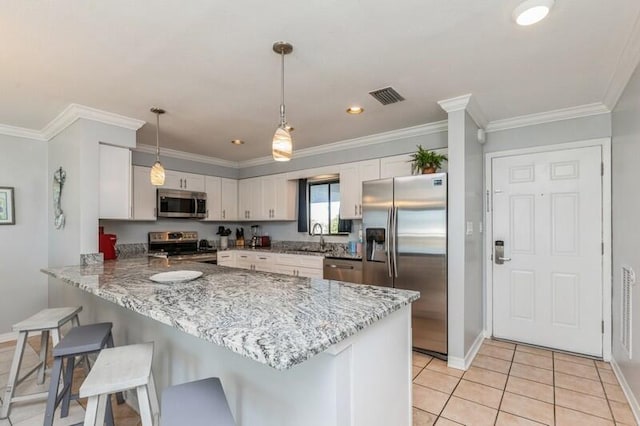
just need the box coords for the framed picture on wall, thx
[0,187,15,225]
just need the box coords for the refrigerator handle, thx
[386,207,393,278]
[392,206,399,278]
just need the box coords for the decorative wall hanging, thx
[53,167,66,229]
[0,187,15,225]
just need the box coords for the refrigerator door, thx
[394,174,447,355]
[362,178,393,287]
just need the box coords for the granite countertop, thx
[42,258,418,370]
[228,246,363,260]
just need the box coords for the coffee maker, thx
[250,225,271,248]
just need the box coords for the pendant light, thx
[150,107,166,186]
[513,0,554,26]
[272,41,293,162]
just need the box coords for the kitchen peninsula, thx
[43,257,419,426]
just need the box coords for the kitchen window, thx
[309,181,341,235]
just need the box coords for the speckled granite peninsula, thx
[44,257,419,425]
[43,258,417,370]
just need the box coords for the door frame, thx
[483,138,612,360]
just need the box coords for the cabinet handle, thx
[179,178,183,188]
[355,204,358,215]
[222,209,226,219]
[359,204,362,215]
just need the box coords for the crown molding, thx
[603,13,640,110]
[0,103,146,141]
[238,120,449,168]
[41,104,145,140]
[437,94,487,129]
[134,144,240,169]
[0,123,47,141]
[485,102,610,133]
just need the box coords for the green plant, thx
[409,145,448,174]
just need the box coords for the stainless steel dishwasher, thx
[323,257,363,284]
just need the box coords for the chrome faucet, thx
[311,223,326,251]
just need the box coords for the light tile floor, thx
[0,338,141,425]
[413,339,638,426]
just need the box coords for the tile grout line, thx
[596,358,618,423]
[552,349,556,426]
[493,344,515,426]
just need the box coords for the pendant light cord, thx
[280,49,286,127]
[155,112,160,161]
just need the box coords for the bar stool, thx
[0,306,82,419]
[161,377,235,426]
[80,342,159,426]
[43,322,124,426]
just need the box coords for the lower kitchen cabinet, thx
[235,252,276,272]
[275,254,323,278]
[224,251,323,278]
[217,251,236,267]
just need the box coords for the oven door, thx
[157,189,207,218]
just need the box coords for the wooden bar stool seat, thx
[0,306,82,419]
[43,322,123,426]
[161,377,235,426]
[80,342,159,426]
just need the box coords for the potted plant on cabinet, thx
[409,145,448,174]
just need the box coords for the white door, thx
[492,146,603,356]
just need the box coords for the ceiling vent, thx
[369,87,405,105]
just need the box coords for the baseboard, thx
[448,331,485,371]
[0,331,17,343]
[0,330,42,343]
[610,357,640,425]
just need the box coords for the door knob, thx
[498,257,512,262]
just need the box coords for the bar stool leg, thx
[61,356,75,417]
[83,395,99,426]
[43,356,64,426]
[106,333,125,405]
[37,330,50,384]
[0,331,28,419]
[136,384,155,426]
[148,371,160,421]
[104,395,115,426]
[51,327,61,346]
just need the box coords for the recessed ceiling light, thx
[346,106,364,114]
[231,139,245,145]
[513,0,554,26]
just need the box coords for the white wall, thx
[612,62,640,412]
[101,219,244,245]
[0,134,48,334]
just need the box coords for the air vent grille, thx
[622,265,636,358]
[369,87,405,105]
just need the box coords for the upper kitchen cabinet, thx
[132,166,157,220]
[340,159,379,219]
[204,176,238,221]
[261,174,296,220]
[380,153,413,178]
[162,170,205,192]
[99,144,132,219]
[238,174,296,221]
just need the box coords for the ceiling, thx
[1,1,639,162]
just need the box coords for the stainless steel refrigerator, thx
[362,173,447,357]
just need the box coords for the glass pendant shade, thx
[150,160,165,185]
[272,126,293,161]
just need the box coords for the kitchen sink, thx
[298,248,330,253]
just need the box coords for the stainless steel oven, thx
[157,189,207,219]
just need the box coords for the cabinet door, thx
[261,176,276,220]
[254,253,275,272]
[217,251,236,267]
[380,154,413,178]
[204,176,221,221]
[235,252,255,269]
[238,179,251,220]
[182,172,205,192]
[359,159,380,185]
[339,164,360,219]
[273,175,296,220]
[132,166,157,220]
[99,144,132,219]
[162,170,183,190]
[220,178,238,221]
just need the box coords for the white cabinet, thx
[380,153,413,178]
[220,178,238,221]
[238,178,261,220]
[234,251,276,272]
[99,144,132,219]
[275,254,323,278]
[132,166,157,220]
[163,170,205,192]
[204,176,238,221]
[217,251,236,267]
[339,159,379,219]
[380,149,448,178]
[261,174,296,220]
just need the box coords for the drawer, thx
[276,254,324,269]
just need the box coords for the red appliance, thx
[99,230,117,260]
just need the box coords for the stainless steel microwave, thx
[157,189,207,219]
